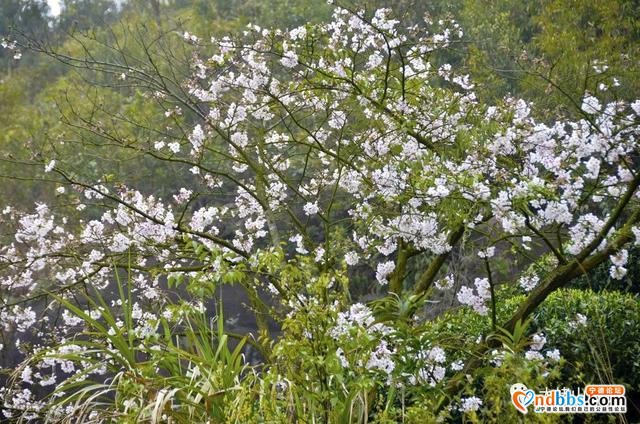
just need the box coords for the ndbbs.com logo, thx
[510,383,626,414]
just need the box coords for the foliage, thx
[7,273,252,422]
[532,289,640,391]
[0,0,639,422]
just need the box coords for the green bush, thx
[435,288,640,391]
[532,289,640,391]
[418,288,640,421]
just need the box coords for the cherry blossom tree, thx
[1,2,639,420]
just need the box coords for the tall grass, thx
[11,271,252,423]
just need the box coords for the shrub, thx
[532,289,640,391]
